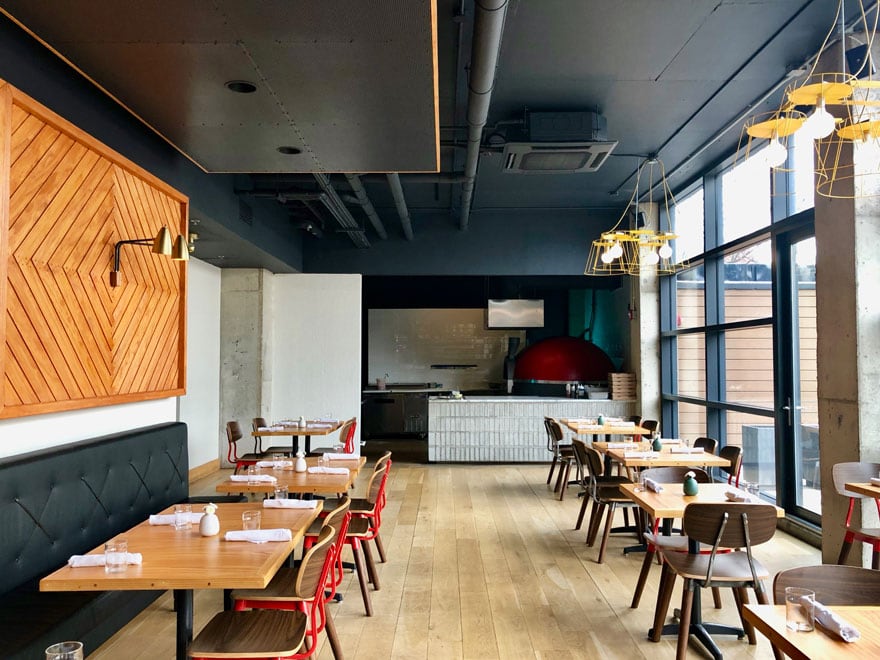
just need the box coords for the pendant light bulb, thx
[600,250,614,264]
[609,241,623,259]
[658,242,673,259]
[802,97,836,140]
[642,250,660,266]
[763,133,787,169]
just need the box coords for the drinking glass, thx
[247,465,260,484]
[173,503,192,530]
[45,641,84,660]
[104,538,128,574]
[242,510,261,530]
[273,485,288,500]
[271,452,285,471]
[785,587,815,631]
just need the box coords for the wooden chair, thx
[226,420,263,474]
[309,417,358,456]
[692,437,718,455]
[773,564,880,605]
[571,438,630,532]
[546,418,576,500]
[650,502,778,660]
[253,416,292,457]
[832,462,880,569]
[190,526,337,660]
[640,419,659,437]
[629,467,714,609]
[718,445,743,487]
[577,441,638,563]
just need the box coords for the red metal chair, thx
[309,417,358,456]
[718,445,743,488]
[226,420,262,474]
[832,461,880,569]
[189,525,338,659]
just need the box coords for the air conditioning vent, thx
[501,141,618,173]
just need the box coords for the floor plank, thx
[88,461,820,659]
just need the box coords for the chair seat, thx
[661,549,769,583]
[229,568,306,603]
[321,497,373,514]
[189,609,306,658]
[644,532,689,551]
[346,517,371,538]
[848,526,880,539]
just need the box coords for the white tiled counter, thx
[428,396,637,462]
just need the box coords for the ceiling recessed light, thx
[225,80,257,94]
[277,146,302,155]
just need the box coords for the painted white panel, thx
[269,274,362,450]
[0,398,176,460]
[178,258,222,469]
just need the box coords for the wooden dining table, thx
[843,481,880,499]
[252,419,343,454]
[40,502,322,660]
[215,455,366,496]
[621,482,784,658]
[743,604,880,659]
[560,418,650,439]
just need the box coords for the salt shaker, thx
[298,415,307,428]
[199,503,220,537]
[294,451,307,473]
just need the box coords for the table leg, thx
[305,434,312,454]
[291,436,300,454]
[173,588,193,660]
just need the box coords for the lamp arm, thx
[110,238,152,287]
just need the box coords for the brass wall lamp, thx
[110,227,189,287]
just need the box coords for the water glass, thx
[273,485,288,500]
[242,510,261,530]
[45,641,84,660]
[271,452,285,471]
[247,465,260,485]
[785,587,815,631]
[173,503,192,530]
[104,538,128,574]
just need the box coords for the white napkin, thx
[256,460,293,468]
[68,553,143,567]
[307,423,333,429]
[802,597,860,642]
[323,452,359,461]
[660,437,682,444]
[229,474,277,483]
[606,442,630,449]
[578,424,604,431]
[307,466,350,475]
[724,489,751,502]
[263,499,318,509]
[225,529,292,543]
[624,451,654,459]
[669,447,704,454]
[643,478,663,493]
[257,425,286,431]
[149,513,203,525]
[608,421,636,427]
[869,477,880,486]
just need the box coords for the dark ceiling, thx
[0,0,849,270]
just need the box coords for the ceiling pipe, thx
[249,173,468,185]
[459,0,509,231]
[344,174,388,239]
[386,173,414,240]
[313,174,370,248]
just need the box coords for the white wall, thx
[269,274,362,448]
[178,258,222,468]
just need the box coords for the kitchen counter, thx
[363,388,450,394]
[428,397,637,462]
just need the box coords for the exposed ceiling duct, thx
[386,173,414,240]
[460,0,509,231]
[313,174,370,248]
[344,174,388,239]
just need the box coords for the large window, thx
[662,147,818,526]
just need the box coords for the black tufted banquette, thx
[0,422,192,659]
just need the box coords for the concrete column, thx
[219,269,270,465]
[629,202,661,422]
[815,77,880,563]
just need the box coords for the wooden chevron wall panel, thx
[0,79,187,418]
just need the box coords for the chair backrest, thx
[832,462,880,498]
[581,443,607,480]
[226,420,243,444]
[320,497,351,598]
[639,466,712,484]
[543,417,555,452]
[683,502,778,549]
[628,415,642,425]
[366,463,390,506]
[294,525,336,599]
[374,451,392,472]
[252,417,267,433]
[692,437,718,455]
[773,565,880,605]
[640,419,659,435]
[570,438,590,486]
[547,419,565,446]
[338,417,358,453]
[719,445,743,486]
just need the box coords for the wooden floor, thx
[90,462,819,659]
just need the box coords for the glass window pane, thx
[673,188,704,263]
[734,412,777,501]
[723,326,774,408]
[675,266,705,329]
[677,401,707,439]
[721,155,771,243]
[794,237,819,514]
[791,129,815,214]
[723,239,772,322]
[677,333,705,398]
